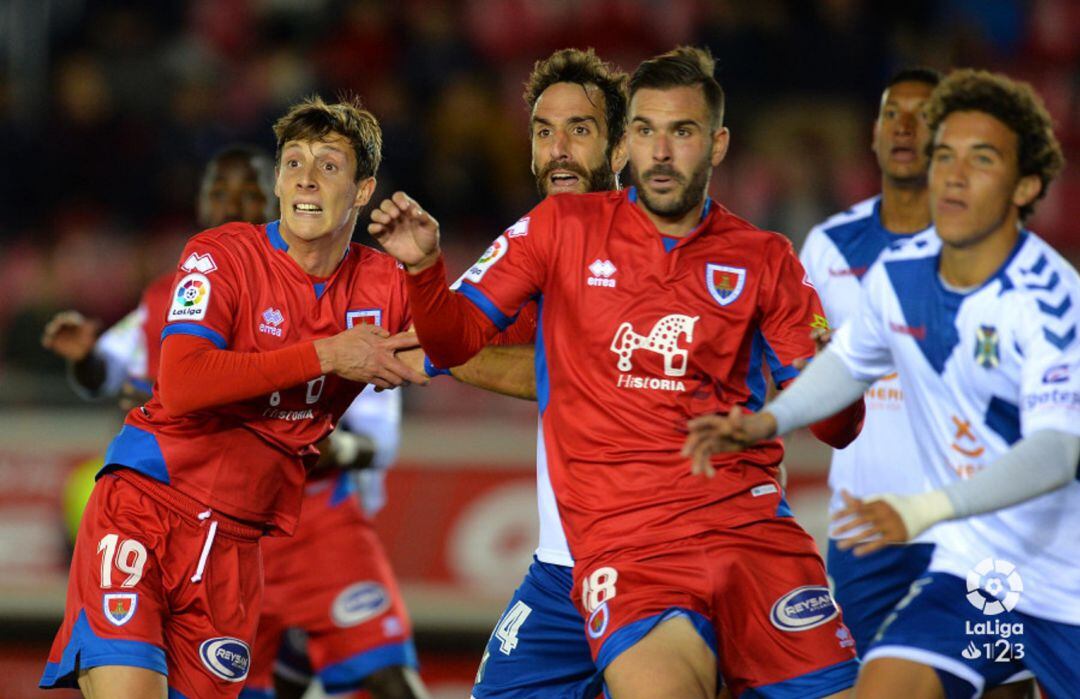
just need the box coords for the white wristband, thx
[865,490,955,541]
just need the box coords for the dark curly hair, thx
[926,69,1064,220]
[523,48,628,161]
[273,94,382,182]
[629,46,724,131]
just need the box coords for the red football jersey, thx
[105,221,410,533]
[439,188,826,560]
[140,271,175,385]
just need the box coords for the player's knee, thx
[364,665,429,699]
[856,657,944,699]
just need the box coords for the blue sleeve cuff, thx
[161,323,228,349]
[424,356,451,377]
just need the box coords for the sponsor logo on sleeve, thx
[1022,388,1080,412]
[332,582,391,627]
[103,593,138,626]
[463,235,509,284]
[505,217,530,238]
[198,637,250,682]
[180,252,218,274]
[168,273,211,321]
[769,586,839,631]
[1042,364,1069,384]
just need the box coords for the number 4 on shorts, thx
[494,601,532,655]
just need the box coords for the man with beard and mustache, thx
[370,47,865,699]
[412,48,630,699]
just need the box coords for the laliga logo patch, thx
[463,235,509,284]
[103,593,137,626]
[770,586,839,632]
[198,637,250,682]
[332,582,390,627]
[706,264,746,307]
[168,273,211,321]
[346,308,382,329]
[966,558,1022,616]
[587,602,610,639]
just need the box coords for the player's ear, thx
[354,177,377,209]
[273,166,282,200]
[610,134,629,174]
[710,127,730,167]
[1012,174,1041,211]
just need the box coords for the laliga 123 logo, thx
[966,558,1022,616]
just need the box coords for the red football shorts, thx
[41,469,264,698]
[244,479,416,695]
[573,516,858,697]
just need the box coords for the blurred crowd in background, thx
[1,0,1078,399]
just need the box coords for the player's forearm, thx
[943,429,1080,517]
[869,430,1080,541]
[450,345,537,401]
[158,334,322,415]
[405,255,499,368]
[766,349,870,436]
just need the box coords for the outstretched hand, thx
[792,326,833,371]
[832,490,910,556]
[368,192,441,272]
[42,310,100,362]
[681,407,778,477]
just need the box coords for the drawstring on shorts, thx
[191,509,218,583]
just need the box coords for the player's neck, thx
[637,198,707,238]
[879,181,931,234]
[938,217,1021,289]
[279,224,352,277]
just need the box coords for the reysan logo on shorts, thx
[610,314,699,391]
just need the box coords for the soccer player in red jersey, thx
[371,47,864,699]
[41,96,428,699]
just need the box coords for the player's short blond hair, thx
[273,94,382,181]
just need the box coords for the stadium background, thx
[0,1,1077,697]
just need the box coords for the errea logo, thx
[259,308,284,337]
[587,259,617,288]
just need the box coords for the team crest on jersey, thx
[168,273,211,321]
[103,592,137,626]
[705,264,746,307]
[180,251,217,274]
[974,325,1000,369]
[346,309,382,329]
[463,234,509,284]
[587,602,610,639]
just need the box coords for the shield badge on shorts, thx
[103,593,138,626]
[706,264,747,307]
